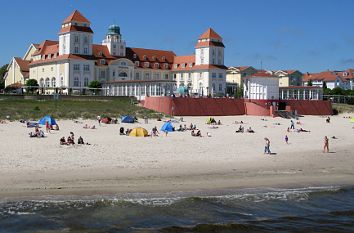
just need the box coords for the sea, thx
[0,186,354,233]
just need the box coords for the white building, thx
[6,10,227,99]
[243,71,279,100]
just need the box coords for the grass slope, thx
[0,97,160,120]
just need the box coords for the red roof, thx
[32,40,59,56]
[199,28,222,40]
[63,10,90,24]
[59,25,93,34]
[303,71,340,82]
[195,41,225,48]
[245,71,276,78]
[173,55,195,64]
[14,57,30,78]
[125,47,175,70]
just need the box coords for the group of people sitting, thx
[60,132,89,145]
[191,129,202,137]
[207,118,222,125]
[29,127,45,138]
[119,127,133,136]
[236,125,255,133]
[83,124,96,129]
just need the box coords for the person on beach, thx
[323,136,329,153]
[290,120,295,130]
[285,135,289,144]
[60,137,67,145]
[326,117,331,123]
[78,136,84,145]
[45,121,50,133]
[264,138,271,154]
[97,115,101,126]
[144,116,148,124]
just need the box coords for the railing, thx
[323,95,354,104]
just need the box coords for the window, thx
[112,71,115,77]
[84,77,89,86]
[152,56,156,61]
[218,73,223,78]
[135,61,140,66]
[182,63,186,68]
[212,73,217,78]
[74,35,79,43]
[40,78,44,87]
[84,47,88,54]
[189,63,193,68]
[73,64,80,71]
[161,56,165,61]
[145,72,150,80]
[100,59,105,65]
[51,77,56,87]
[83,65,90,72]
[212,83,216,91]
[154,63,159,68]
[174,64,178,69]
[74,77,79,87]
[60,77,64,87]
[119,72,128,77]
[164,63,169,69]
[74,47,79,54]
[165,74,169,80]
[180,73,184,81]
[135,72,140,80]
[143,55,147,61]
[173,74,177,80]
[144,62,149,68]
[113,44,116,48]
[84,36,88,43]
[133,54,137,59]
[45,78,50,87]
[219,84,223,92]
[121,62,126,66]
[154,73,160,80]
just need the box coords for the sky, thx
[1,0,354,72]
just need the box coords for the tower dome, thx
[107,24,121,35]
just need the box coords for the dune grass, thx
[0,96,161,120]
[332,103,354,114]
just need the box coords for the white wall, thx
[244,77,279,100]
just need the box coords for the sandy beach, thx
[0,115,354,199]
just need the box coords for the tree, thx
[25,79,39,94]
[322,81,327,89]
[331,87,344,95]
[0,64,8,90]
[307,79,313,86]
[88,80,102,95]
[234,86,244,99]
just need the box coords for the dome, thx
[107,24,120,35]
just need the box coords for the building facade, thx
[243,71,280,100]
[5,10,227,99]
[274,70,303,87]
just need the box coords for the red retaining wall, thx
[143,97,332,116]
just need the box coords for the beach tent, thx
[101,117,111,124]
[161,121,174,132]
[38,115,56,126]
[129,127,148,137]
[351,118,354,123]
[206,117,216,124]
[121,115,135,123]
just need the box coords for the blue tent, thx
[121,115,135,123]
[161,121,174,132]
[38,115,56,125]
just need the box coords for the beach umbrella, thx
[121,115,135,123]
[161,121,174,132]
[38,115,56,126]
[129,127,148,137]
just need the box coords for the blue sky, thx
[1,0,354,72]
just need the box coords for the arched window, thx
[60,77,64,87]
[74,77,79,87]
[40,78,44,87]
[84,77,89,86]
[45,78,50,87]
[119,72,128,77]
[51,77,56,87]
[121,61,126,66]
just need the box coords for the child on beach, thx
[285,135,289,144]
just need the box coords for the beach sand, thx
[0,115,354,199]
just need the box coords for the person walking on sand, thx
[285,135,289,144]
[323,136,329,153]
[264,137,271,154]
[290,120,295,130]
[45,121,50,133]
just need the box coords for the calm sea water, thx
[0,186,354,233]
